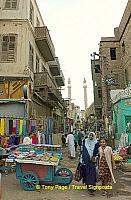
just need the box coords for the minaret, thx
[83,78,88,110]
[68,78,71,100]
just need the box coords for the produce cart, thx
[7,144,73,191]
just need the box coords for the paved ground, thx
[1,147,131,200]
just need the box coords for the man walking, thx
[66,132,75,159]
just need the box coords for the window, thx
[29,43,34,71]
[36,54,39,73]
[110,48,116,60]
[36,17,40,27]
[98,88,102,98]
[30,1,34,25]
[4,0,18,9]
[94,65,100,73]
[0,35,17,62]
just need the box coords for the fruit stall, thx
[7,144,73,191]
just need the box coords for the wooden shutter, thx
[1,35,16,62]
[5,0,17,9]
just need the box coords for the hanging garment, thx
[19,120,23,135]
[37,131,41,144]
[26,120,29,134]
[9,120,13,135]
[22,120,27,137]
[28,120,32,133]
[12,120,16,134]
[4,119,9,135]
[31,120,36,133]
[16,119,20,135]
[0,118,5,136]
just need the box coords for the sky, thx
[37,0,128,110]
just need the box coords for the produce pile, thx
[113,154,123,161]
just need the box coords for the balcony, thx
[48,57,60,76]
[55,70,65,86]
[35,27,55,61]
[34,71,63,104]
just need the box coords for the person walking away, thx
[66,132,75,159]
[78,129,82,148]
[61,134,66,147]
[98,138,116,196]
[73,129,79,151]
[80,132,99,195]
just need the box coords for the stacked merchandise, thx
[7,144,62,166]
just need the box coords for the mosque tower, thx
[68,78,71,100]
[83,78,88,110]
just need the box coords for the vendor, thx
[23,137,32,145]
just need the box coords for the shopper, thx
[98,138,116,196]
[73,129,79,151]
[80,132,99,195]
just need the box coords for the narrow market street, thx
[2,147,131,200]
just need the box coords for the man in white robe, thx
[66,132,75,159]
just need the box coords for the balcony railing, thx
[35,27,55,61]
[34,71,63,104]
[48,57,60,76]
[55,70,65,86]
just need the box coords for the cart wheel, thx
[20,172,39,191]
[55,168,73,185]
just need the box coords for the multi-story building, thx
[0,0,65,132]
[91,57,102,121]
[99,0,131,132]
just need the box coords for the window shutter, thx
[1,35,16,62]
[5,0,11,8]
[12,0,17,9]
[5,0,17,9]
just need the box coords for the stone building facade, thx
[99,0,131,131]
[0,0,65,132]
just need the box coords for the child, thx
[98,138,116,196]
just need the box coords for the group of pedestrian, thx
[77,132,116,196]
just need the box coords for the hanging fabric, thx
[31,120,36,133]
[4,118,9,135]
[0,118,5,136]
[12,119,16,134]
[28,119,32,133]
[16,119,20,135]
[22,120,26,137]
[19,119,23,135]
[9,120,13,135]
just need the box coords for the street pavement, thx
[1,147,131,200]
